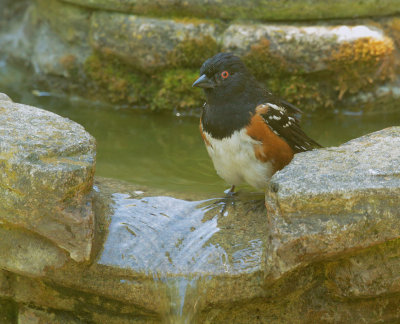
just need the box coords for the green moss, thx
[152,69,204,110]
[84,52,155,105]
[242,38,291,80]
[83,33,398,113]
[166,36,220,69]
[83,37,217,110]
[241,38,332,112]
[328,37,396,99]
[266,75,334,111]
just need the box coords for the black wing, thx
[257,100,322,153]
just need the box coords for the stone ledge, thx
[265,127,400,281]
[60,0,400,21]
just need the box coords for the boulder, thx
[265,127,400,281]
[0,93,96,262]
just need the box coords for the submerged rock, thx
[0,93,96,262]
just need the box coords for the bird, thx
[192,52,321,194]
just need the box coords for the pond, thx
[1,58,399,195]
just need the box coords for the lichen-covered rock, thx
[0,93,96,262]
[265,127,400,281]
[60,0,400,21]
[90,11,217,70]
[223,24,392,73]
[36,0,91,45]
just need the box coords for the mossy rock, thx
[61,0,400,21]
[152,69,204,110]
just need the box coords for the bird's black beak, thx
[192,74,214,88]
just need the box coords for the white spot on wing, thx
[268,103,286,114]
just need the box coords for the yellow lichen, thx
[329,37,396,99]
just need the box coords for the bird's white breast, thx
[203,129,273,189]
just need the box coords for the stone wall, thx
[1,93,400,322]
[0,0,399,112]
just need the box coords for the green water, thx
[1,60,399,194]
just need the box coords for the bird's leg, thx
[217,185,237,215]
[224,185,236,196]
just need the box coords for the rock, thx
[36,0,91,45]
[0,226,67,277]
[222,24,391,73]
[89,11,217,70]
[0,94,96,262]
[0,297,16,324]
[32,23,91,78]
[326,241,400,299]
[45,177,269,315]
[60,0,400,21]
[0,93,11,102]
[265,127,400,281]
[18,306,84,324]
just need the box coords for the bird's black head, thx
[192,53,254,104]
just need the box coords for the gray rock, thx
[0,93,11,102]
[60,0,400,21]
[265,127,400,281]
[222,24,389,72]
[89,11,216,70]
[0,94,96,262]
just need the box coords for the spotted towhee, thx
[193,52,321,193]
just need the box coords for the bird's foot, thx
[244,198,266,215]
[213,185,237,216]
[224,185,236,197]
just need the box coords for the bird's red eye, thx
[221,71,229,79]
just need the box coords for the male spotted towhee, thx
[192,52,321,193]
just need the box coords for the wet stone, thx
[99,193,267,275]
